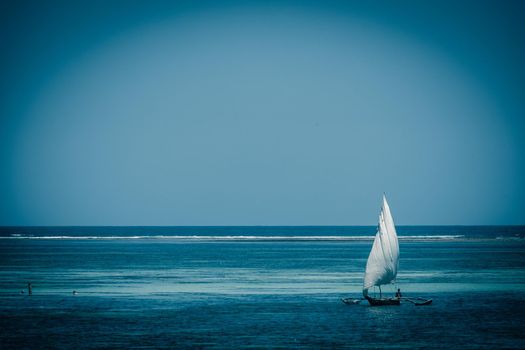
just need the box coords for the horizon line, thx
[1,224,524,228]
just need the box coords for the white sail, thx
[363,195,399,296]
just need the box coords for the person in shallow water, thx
[27,282,32,296]
[395,288,402,298]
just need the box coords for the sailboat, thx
[362,194,401,306]
[342,194,432,306]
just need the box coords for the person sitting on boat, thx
[395,288,402,298]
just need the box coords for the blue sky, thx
[1,0,524,225]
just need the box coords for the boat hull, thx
[365,296,401,306]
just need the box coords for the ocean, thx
[1,226,524,349]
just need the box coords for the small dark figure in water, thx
[20,290,24,295]
[28,282,32,296]
[395,288,402,298]
[73,290,78,295]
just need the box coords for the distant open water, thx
[1,226,524,349]
[1,225,524,240]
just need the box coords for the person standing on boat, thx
[395,288,402,298]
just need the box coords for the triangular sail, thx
[363,195,399,296]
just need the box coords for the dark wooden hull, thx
[365,296,401,306]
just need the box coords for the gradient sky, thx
[1,0,524,225]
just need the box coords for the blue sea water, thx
[1,226,524,349]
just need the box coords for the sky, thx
[1,0,524,226]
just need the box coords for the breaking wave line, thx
[2,234,468,241]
